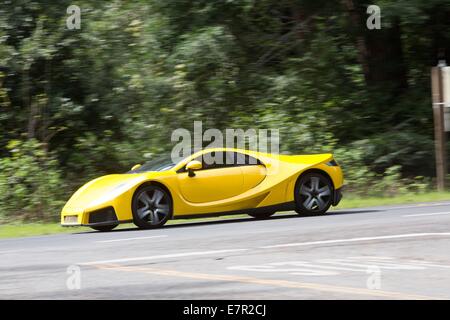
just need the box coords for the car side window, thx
[177,151,262,173]
[199,152,262,168]
[227,152,261,166]
[197,151,227,170]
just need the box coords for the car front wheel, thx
[295,172,333,215]
[132,185,172,229]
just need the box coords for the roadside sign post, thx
[443,66,450,133]
[431,61,449,191]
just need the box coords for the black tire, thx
[90,224,118,232]
[294,172,333,216]
[248,211,276,219]
[132,184,172,229]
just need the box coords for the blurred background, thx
[1,0,450,223]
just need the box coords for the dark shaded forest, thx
[1,0,450,221]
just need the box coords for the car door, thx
[176,151,244,203]
[230,152,267,191]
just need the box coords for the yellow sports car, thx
[61,148,343,231]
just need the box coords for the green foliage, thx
[0,139,65,222]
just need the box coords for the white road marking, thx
[385,202,450,210]
[96,235,168,243]
[260,232,450,249]
[316,258,426,270]
[228,263,340,276]
[228,260,373,275]
[228,256,450,277]
[402,211,450,218]
[401,261,450,269]
[0,250,23,254]
[79,248,249,265]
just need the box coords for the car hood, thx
[63,172,163,211]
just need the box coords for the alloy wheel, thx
[295,173,333,215]
[133,185,172,228]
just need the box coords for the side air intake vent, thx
[88,207,118,224]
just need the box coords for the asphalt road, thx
[1,201,450,300]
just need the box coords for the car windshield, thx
[128,154,176,173]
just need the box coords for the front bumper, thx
[61,206,128,227]
[332,187,343,206]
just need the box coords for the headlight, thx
[326,159,339,166]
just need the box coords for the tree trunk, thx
[342,0,408,95]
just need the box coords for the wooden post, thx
[431,65,447,191]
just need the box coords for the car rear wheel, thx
[295,172,333,215]
[248,211,276,219]
[91,224,118,232]
[132,185,172,229]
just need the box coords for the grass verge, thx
[336,191,450,209]
[1,191,449,239]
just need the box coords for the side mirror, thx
[186,160,202,177]
[131,164,142,171]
